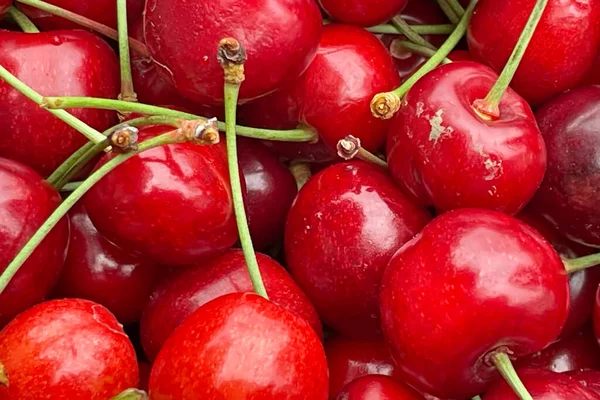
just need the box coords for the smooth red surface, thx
[594,287,600,345]
[567,369,600,396]
[529,86,600,247]
[138,361,151,392]
[386,62,545,215]
[0,30,119,177]
[84,125,237,266]
[0,0,9,16]
[140,249,322,361]
[285,162,431,338]
[581,54,600,86]
[0,158,69,327]
[144,0,322,105]
[149,293,329,399]
[337,375,424,400]
[319,0,408,26]
[53,203,163,325]
[0,299,138,399]
[380,209,570,399]
[467,0,600,105]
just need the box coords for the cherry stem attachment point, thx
[336,135,388,169]
[391,17,436,50]
[7,6,40,32]
[110,389,148,400]
[289,161,312,190]
[392,40,452,64]
[491,352,533,400]
[563,252,600,274]
[116,0,137,106]
[366,23,456,35]
[472,396,482,400]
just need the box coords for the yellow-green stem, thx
[7,6,39,32]
[117,0,136,102]
[366,23,455,35]
[491,352,533,400]
[391,16,436,50]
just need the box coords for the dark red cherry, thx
[582,52,600,86]
[386,61,545,215]
[467,0,600,105]
[0,158,69,327]
[319,0,408,26]
[0,0,9,16]
[0,30,119,177]
[594,286,600,345]
[567,369,600,397]
[138,361,151,392]
[83,125,237,266]
[337,375,424,400]
[0,299,138,399]
[149,292,329,399]
[53,202,163,325]
[529,85,600,247]
[380,209,570,399]
[285,161,431,338]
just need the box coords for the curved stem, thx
[7,6,40,32]
[289,161,312,190]
[564,253,600,274]
[436,0,460,23]
[392,41,452,64]
[491,352,533,400]
[110,389,148,400]
[51,142,106,190]
[391,17,436,50]
[117,0,136,103]
[444,0,465,18]
[366,23,456,35]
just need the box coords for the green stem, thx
[366,23,456,35]
[392,41,452,64]
[444,0,465,18]
[289,161,311,190]
[564,253,600,274]
[41,97,318,142]
[391,17,436,50]
[110,389,148,400]
[472,396,482,400]
[356,148,388,169]
[60,181,82,192]
[436,0,460,23]
[7,6,40,32]
[51,142,106,190]
[491,352,533,400]
[117,0,136,102]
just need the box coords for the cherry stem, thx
[563,253,600,274]
[14,0,149,57]
[444,0,465,18]
[393,41,452,64]
[219,38,269,299]
[60,181,82,192]
[40,96,318,142]
[491,352,533,400]
[366,23,456,35]
[110,389,148,400]
[0,362,7,387]
[289,161,312,190]
[436,0,460,23]
[7,6,40,32]
[391,17,436,50]
[474,0,549,118]
[472,397,482,400]
[117,0,136,104]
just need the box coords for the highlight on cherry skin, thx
[0,0,600,399]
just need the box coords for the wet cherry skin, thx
[386,61,546,215]
[467,0,600,105]
[0,30,119,177]
[319,0,408,26]
[149,292,329,399]
[0,158,69,328]
[140,249,322,361]
[336,375,425,400]
[567,370,600,396]
[53,202,163,325]
[285,161,431,338]
[0,299,138,399]
[380,208,570,399]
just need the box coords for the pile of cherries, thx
[0,0,599,398]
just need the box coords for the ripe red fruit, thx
[582,53,600,86]
[0,1,9,16]
[568,369,600,397]
[0,30,119,177]
[386,61,546,215]
[467,0,600,105]
[337,375,424,400]
[594,286,600,345]
[0,299,138,399]
[0,158,69,327]
[380,209,570,399]
[149,292,329,399]
[319,0,408,26]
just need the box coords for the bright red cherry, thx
[319,0,408,26]
[386,61,545,215]
[0,30,119,177]
[0,158,69,327]
[0,299,138,399]
[529,85,600,247]
[567,369,600,397]
[83,125,237,266]
[149,292,329,399]
[467,0,600,105]
[380,208,570,399]
[285,161,431,338]
[337,375,424,400]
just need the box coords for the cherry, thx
[0,1,9,16]
[83,125,238,267]
[0,158,69,327]
[319,0,408,26]
[52,202,163,325]
[149,292,329,399]
[467,0,600,105]
[594,286,600,345]
[567,370,600,397]
[285,161,431,338]
[386,61,546,215]
[138,361,151,392]
[140,249,322,361]
[336,375,424,400]
[380,208,570,399]
[0,30,119,177]
[582,52,600,86]
[528,85,600,247]
[0,298,138,399]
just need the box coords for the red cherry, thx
[138,361,151,392]
[0,158,69,327]
[386,61,546,215]
[380,208,570,399]
[593,286,600,345]
[582,53,600,86]
[0,1,9,16]
[285,161,431,338]
[567,369,600,397]
[336,375,424,400]
[0,299,138,399]
[467,0,600,105]
[149,292,329,399]
[83,125,237,266]
[140,249,322,361]
[529,85,600,247]
[53,202,163,325]
[0,30,119,177]
[319,0,408,26]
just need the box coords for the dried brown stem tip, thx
[181,118,220,145]
[337,135,361,160]
[109,125,139,153]
[217,37,247,85]
[370,92,401,120]
[0,362,8,387]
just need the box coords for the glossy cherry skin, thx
[144,0,322,105]
[140,249,322,361]
[53,203,163,325]
[0,299,138,399]
[386,61,545,215]
[149,292,329,399]
[319,0,407,26]
[567,370,600,396]
[0,158,69,327]
[84,125,237,266]
[380,208,570,399]
[0,0,9,16]
[594,287,600,346]
[581,53,600,86]
[467,0,600,105]
[337,375,424,400]
[285,161,431,338]
[0,30,119,177]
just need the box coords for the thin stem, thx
[391,17,436,50]
[436,0,460,23]
[110,389,148,400]
[356,149,388,169]
[472,397,482,400]
[7,6,40,32]
[491,352,533,400]
[289,161,312,190]
[444,0,465,18]
[117,0,136,102]
[366,23,456,35]
[51,142,106,190]
[60,181,82,192]
[564,253,600,274]
[393,41,452,64]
